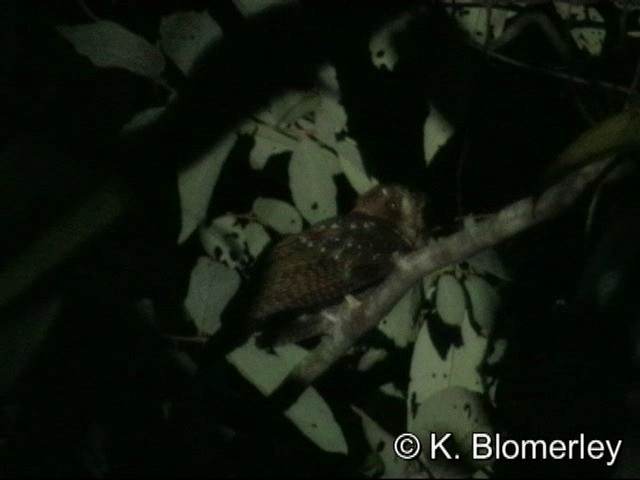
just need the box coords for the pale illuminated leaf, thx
[352,406,413,477]
[184,257,240,335]
[336,138,378,194]
[227,338,347,454]
[368,11,413,71]
[314,97,348,146]
[408,316,487,411]
[178,134,237,243]
[56,21,165,79]
[226,336,308,395]
[244,222,271,258]
[160,11,222,75]
[450,5,517,45]
[464,276,500,335]
[253,197,303,234]
[410,387,494,472]
[200,216,271,270]
[571,28,606,55]
[285,388,348,454]
[424,104,455,165]
[378,286,421,348]
[289,138,338,224]
[435,274,466,326]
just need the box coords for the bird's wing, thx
[248,214,411,321]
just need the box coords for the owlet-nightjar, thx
[244,184,427,342]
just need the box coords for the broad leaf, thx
[160,11,222,75]
[184,257,240,335]
[56,21,165,79]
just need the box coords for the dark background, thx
[0,1,639,477]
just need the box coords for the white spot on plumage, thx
[321,310,340,324]
[402,197,411,214]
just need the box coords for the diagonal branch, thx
[270,158,612,407]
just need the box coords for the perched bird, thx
[242,183,428,345]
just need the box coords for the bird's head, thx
[352,184,427,248]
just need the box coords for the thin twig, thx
[479,48,632,96]
[489,12,572,60]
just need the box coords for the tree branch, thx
[270,158,612,407]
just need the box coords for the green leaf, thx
[244,222,271,258]
[226,336,308,395]
[200,216,271,270]
[227,338,347,454]
[423,104,455,166]
[184,257,240,335]
[449,5,517,46]
[160,11,222,75]
[435,274,466,327]
[368,12,413,71]
[463,275,500,336]
[56,21,165,79]
[410,387,494,472]
[571,27,605,56]
[352,406,415,477]
[178,134,237,243]
[247,125,295,170]
[317,64,340,97]
[289,138,338,224]
[259,91,321,127]
[408,316,487,411]
[378,286,421,348]
[336,138,378,194]
[285,388,349,454]
[252,197,303,234]
[314,97,348,146]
